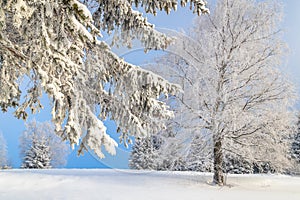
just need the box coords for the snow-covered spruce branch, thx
[74,43,180,157]
[128,0,209,15]
[92,0,208,50]
[0,0,209,158]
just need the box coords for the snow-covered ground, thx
[0,169,300,200]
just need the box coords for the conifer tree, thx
[22,135,51,169]
[129,114,187,171]
[0,0,208,158]
[0,132,8,168]
[129,135,161,170]
[291,115,300,163]
[20,120,69,168]
[223,153,253,174]
[186,134,212,172]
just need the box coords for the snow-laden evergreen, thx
[185,136,276,174]
[129,116,187,171]
[291,115,300,164]
[0,132,8,168]
[223,153,253,174]
[186,134,212,172]
[129,135,162,170]
[20,120,69,168]
[22,135,51,169]
[155,123,188,171]
[0,0,209,158]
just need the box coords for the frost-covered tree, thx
[0,1,209,158]
[223,153,253,174]
[22,134,51,169]
[0,132,8,168]
[129,135,161,170]
[186,134,212,172]
[128,91,188,171]
[291,114,300,164]
[186,138,272,174]
[156,135,187,171]
[20,120,69,168]
[186,135,254,174]
[149,0,296,185]
[129,129,187,171]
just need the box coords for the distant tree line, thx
[130,120,300,175]
[0,120,69,170]
[19,120,69,169]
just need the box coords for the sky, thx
[1,0,300,169]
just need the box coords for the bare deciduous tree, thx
[150,0,296,185]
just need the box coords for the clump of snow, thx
[0,169,299,200]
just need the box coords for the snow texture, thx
[0,169,300,200]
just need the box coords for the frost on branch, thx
[128,0,209,15]
[76,43,178,156]
[93,0,208,49]
[146,0,296,185]
[0,0,206,158]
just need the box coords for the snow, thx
[0,169,299,200]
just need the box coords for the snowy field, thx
[0,169,300,200]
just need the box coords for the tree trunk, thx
[213,140,224,185]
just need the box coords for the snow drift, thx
[0,169,300,200]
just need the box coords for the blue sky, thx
[1,0,300,169]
